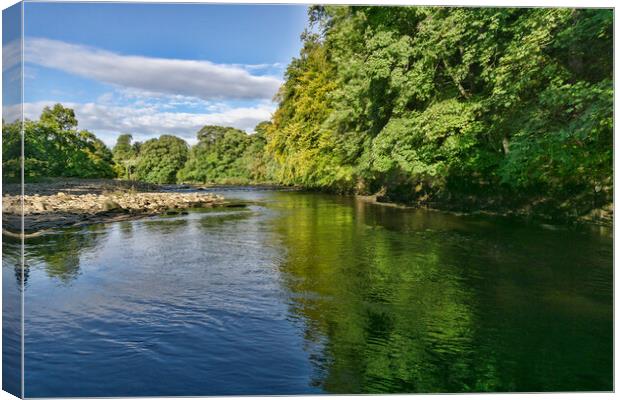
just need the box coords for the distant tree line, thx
[109,123,273,185]
[3,6,612,218]
[2,104,272,185]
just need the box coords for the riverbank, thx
[3,179,611,236]
[176,178,613,226]
[2,179,227,236]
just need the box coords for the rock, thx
[32,201,47,212]
[224,203,247,208]
[3,184,227,233]
[102,199,123,212]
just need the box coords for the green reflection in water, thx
[198,210,253,228]
[142,217,190,235]
[24,225,109,284]
[271,193,612,393]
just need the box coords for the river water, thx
[2,188,613,396]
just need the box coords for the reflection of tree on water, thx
[197,210,252,229]
[271,194,481,392]
[2,235,29,288]
[142,217,189,235]
[271,193,612,393]
[24,225,109,284]
[16,263,30,287]
[2,235,23,398]
[118,221,134,239]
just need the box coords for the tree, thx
[40,103,78,131]
[243,121,274,182]
[135,135,189,184]
[2,120,22,182]
[76,131,115,178]
[264,6,612,217]
[265,30,351,190]
[178,126,253,184]
[113,134,134,160]
[112,134,138,179]
[7,104,115,181]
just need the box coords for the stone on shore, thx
[3,191,224,216]
[102,199,123,212]
[2,180,228,234]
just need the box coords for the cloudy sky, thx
[10,3,308,145]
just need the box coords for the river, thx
[2,188,613,396]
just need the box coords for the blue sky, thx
[11,2,309,145]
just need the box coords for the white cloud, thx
[24,37,282,101]
[3,39,21,72]
[9,100,275,146]
[3,104,21,123]
[3,39,23,87]
[104,87,228,112]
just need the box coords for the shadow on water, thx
[16,190,613,396]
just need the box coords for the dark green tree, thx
[3,104,115,181]
[2,120,22,182]
[178,126,253,184]
[135,135,189,184]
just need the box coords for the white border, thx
[0,1,616,400]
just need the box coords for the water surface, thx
[4,189,613,396]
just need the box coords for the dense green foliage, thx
[3,7,612,220]
[134,135,189,184]
[177,125,269,184]
[3,104,115,181]
[266,7,613,216]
